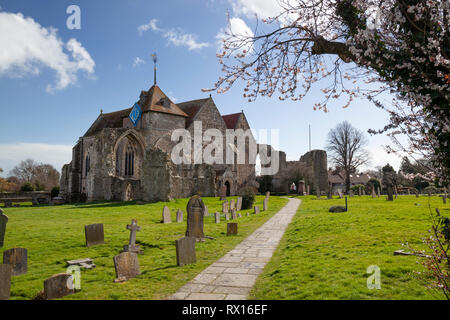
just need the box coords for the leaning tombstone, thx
[185,195,205,240]
[161,206,171,223]
[254,206,260,214]
[84,223,104,247]
[0,209,8,248]
[3,247,27,276]
[43,273,74,300]
[231,209,237,220]
[214,212,220,224]
[175,237,196,266]
[263,198,269,211]
[123,219,143,254]
[222,201,229,214]
[176,209,183,222]
[113,252,140,283]
[227,223,238,236]
[236,197,243,211]
[0,264,11,300]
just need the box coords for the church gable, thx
[138,85,188,118]
[180,97,228,133]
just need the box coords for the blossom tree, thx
[205,0,449,181]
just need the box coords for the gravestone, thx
[231,209,237,220]
[349,190,354,197]
[0,209,8,248]
[123,219,143,254]
[265,191,270,199]
[263,198,269,211]
[43,273,74,300]
[337,190,343,199]
[185,195,205,240]
[387,186,394,201]
[113,252,140,282]
[327,188,333,200]
[377,187,381,197]
[236,197,243,211]
[222,201,229,214]
[238,213,242,218]
[176,209,183,222]
[204,205,209,217]
[254,206,260,214]
[0,264,11,300]
[246,212,250,217]
[175,237,196,266]
[219,185,227,200]
[407,188,411,195]
[84,223,104,247]
[230,199,235,211]
[161,206,171,223]
[306,185,310,195]
[358,187,362,196]
[227,223,238,236]
[362,188,366,196]
[225,213,230,220]
[3,247,27,276]
[443,189,447,204]
[66,258,96,270]
[372,188,376,198]
[214,212,220,223]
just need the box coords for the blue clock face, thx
[129,103,142,126]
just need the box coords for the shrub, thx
[51,186,60,198]
[34,181,45,191]
[20,182,34,192]
[240,187,255,210]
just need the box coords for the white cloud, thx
[138,18,209,51]
[229,0,284,19]
[216,17,254,53]
[138,18,160,35]
[0,143,73,176]
[0,11,95,92]
[132,57,146,68]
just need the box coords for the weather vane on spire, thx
[152,53,157,85]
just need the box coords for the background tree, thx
[11,159,37,183]
[10,159,60,191]
[326,121,369,193]
[206,0,449,182]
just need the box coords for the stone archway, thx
[123,183,133,201]
[225,181,231,197]
[114,131,145,179]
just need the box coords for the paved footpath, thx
[170,198,301,300]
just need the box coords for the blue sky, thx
[0,0,403,176]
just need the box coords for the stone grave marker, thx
[0,209,8,248]
[230,199,235,211]
[362,188,366,196]
[238,213,242,218]
[327,188,333,199]
[338,190,343,199]
[176,209,183,222]
[377,187,381,197]
[387,186,394,201]
[175,237,196,266]
[3,247,27,276]
[246,212,249,217]
[161,206,171,223]
[231,209,237,220]
[113,252,140,282]
[254,206,260,214]
[263,197,269,211]
[227,223,238,236]
[219,185,227,200]
[372,188,376,198]
[214,212,220,223]
[306,185,310,195]
[204,205,209,217]
[43,273,74,300]
[266,191,270,199]
[185,195,205,240]
[349,190,354,197]
[225,213,230,220]
[443,189,447,204]
[222,201,229,214]
[84,223,104,247]
[123,219,143,254]
[358,186,362,196]
[236,197,243,211]
[0,264,11,300]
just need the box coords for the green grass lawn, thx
[2,195,288,300]
[249,195,448,300]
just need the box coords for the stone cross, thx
[162,206,171,223]
[185,195,205,240]
[43,273,74,300]
[222,201,229,214]
[214,212,220,223]
[236,197,243,211]
[113,252,140,282]
[3,247,27,276]
[175,237,196,266]
[227,223,238,236]
[123,219,143,254]
[84,223,104,247]
[0,209,8,248]
[263,198,269,211]
[254,206,260,214]
[176,209,183,222]
[0,264,11,300]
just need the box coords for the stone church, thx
[60,84,258,202]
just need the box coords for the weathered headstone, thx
[236,197,243,211]
[265,191,270,199]
[298,180,306,195]
[113,252,140,282]
[162,206,171,223]
[377,187,381,197]
[407,188,411,195]
[175,237,196,266]
[176,209,183,222]
[263,198,269,211]
[362,188,366,196]
[204,205,209,217]
[219,185,227,200]
[3,247,27,276]
[254,206,260,214]
[230,199,235,211]
[246,212,250,217]
[185,195,205,240]
[123,219,143,254]
[371,188,376,198]
[394,186,398,199]
[231,209,237,220]
[222,201,229,214]
[387,186,394,201]
[227,223,238,236]
[43,273,74,300]
[225,213,230,220]
[84,223,104,247]
[0,209,7,248]
[214,212,220,223]
[238,213,242,218]
[0,264,11,300]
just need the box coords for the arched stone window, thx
[115,133,143,179]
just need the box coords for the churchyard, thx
[1,195,287,300]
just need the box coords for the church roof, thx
[177,98,209,128]
[139,85,188,117]
[84,108,132,136]
[222,112,242,129]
